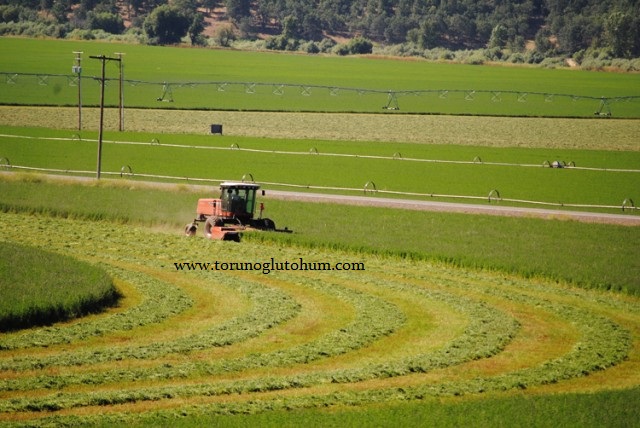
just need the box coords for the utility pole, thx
[114,52,125,131]
[72,51,83,130]
[90,55,121,179]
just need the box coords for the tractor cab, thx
[194,182,261,224]
[218,182,260,223]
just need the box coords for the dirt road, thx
[267,189,640,226]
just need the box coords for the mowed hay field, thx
[1,106,639,151]
[0,212,639,426]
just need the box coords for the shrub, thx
[0,20,67,37]
[484,47,504,61]
[462,51,485,65]
[332,37,374,56]
[265,35,299,51]
[507,52,525,63]
[302,41,320,54]
[347,36,373,54]
[214,23,236,47]
[66,28,96,40]
[0,4,22,22]
[538,57,559,68]
[573,49,586,64]
[87,11,124,34]
[333,43,350,55]
[609,58,640,72]
[318,37,336,53]
[524,51,545,64]
[376,42,424,58]
[437,49,455,60]
[143,5,191,45]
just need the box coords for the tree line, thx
[1,0,639,59]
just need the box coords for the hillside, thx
[0,0,638,62]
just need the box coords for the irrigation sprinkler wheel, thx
[0,157,10,170]
[364,181,377,195]
[120,165,133,178]
[488,189,501,203]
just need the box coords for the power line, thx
[89,55,122,179]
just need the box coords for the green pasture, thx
[1,38,639,116]
[1,175,638,294]
[142,388,640,428]
[1,126,638,210]
[0,241,118,331]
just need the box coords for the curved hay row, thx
[0,268,300,372]
[0,213,638,425]
[0,265,194,353]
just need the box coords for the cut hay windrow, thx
[0,212,638,426]
[0,265,193,351]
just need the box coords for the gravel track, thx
[267,190,640,226]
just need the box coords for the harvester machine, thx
[185,182,290,242]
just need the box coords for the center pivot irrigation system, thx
[132,81,640,116]
[2,72,639,118]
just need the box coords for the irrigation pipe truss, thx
[2,163,637,214]
[2,72,639,113]
[2,133,639,174]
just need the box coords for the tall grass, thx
[0,173,198,225]
[247,199,640,295]
[144,388,640,428]
[0,241,119,331]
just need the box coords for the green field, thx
[1,125,639,212]
[1,38,639,116]
[1,37,640,427]
[0,241,118,331]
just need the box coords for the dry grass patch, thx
[1,106,639,150]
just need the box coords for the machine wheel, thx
[204,216,224,238]
[262,218,276,230]
[224,233,241,243]
[184,223,197,237]
[252,218,275,230]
